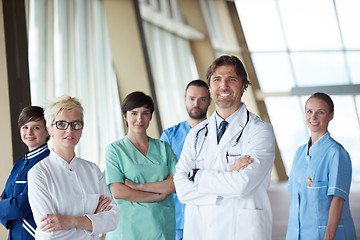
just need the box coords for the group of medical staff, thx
[0,55,357,240]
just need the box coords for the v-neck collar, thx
[307,132,330,156]
[125,136,151,158]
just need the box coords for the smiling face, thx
[305,98,334,137]
[124,106,152,135]
[20,120,49,151]
[209,65,245,117]
[48,109,83,152]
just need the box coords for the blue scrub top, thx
[0,144,50,240]
[160,121,191,231]
[286,133,356,240]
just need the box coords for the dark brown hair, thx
[206,55,250,90]
[121,91,155,116]
[306,92,334,113]
[185,79,210,98]
[18,106,46,128]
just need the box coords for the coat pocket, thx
[307,181,331,217]
[318,219,345,240]
[235,209,266,240]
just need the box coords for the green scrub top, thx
[105,137,177,240]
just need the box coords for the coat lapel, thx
[215,104,249,158]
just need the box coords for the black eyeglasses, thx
[51,121,84,130]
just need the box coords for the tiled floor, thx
[269,181,360,240]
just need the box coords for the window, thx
[140,0,200,129]
[236,0,360,179]
[28,0,123,169]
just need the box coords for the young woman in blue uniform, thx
[0,106,50,239]
[286,93,356,240]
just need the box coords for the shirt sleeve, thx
[0,184,32,228]
[28,166,57,224]
[28,165,59,239]
[174,129,219,205]
[0,184,32,219]
[84,167,120,235]
[0,159,32,225]
[160,130,170,143]
[287,147,302,193]
[105,144,125,185]
[164,142,177,174]
[327,146,352,201]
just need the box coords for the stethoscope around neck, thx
[193,110,250,162]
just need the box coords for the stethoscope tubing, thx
[193,110,250,161]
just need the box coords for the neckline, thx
[126,136,151,158]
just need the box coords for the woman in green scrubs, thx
[105,91,177,240]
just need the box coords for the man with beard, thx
[174,56,275,240]
[160,79,211,240]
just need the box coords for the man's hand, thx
[230,155,253,172]
[188,168,200,182]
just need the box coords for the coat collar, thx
[307,132,331,156]
[208,103,250,154]
[50,150,78,171]
[26,143,49,160]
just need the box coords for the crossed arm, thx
[0,185,34,226]
[174,124,275,204]
[28,166,119,236]
[110,173,175,203]
[39,196,113,233]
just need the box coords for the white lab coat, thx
[174,104,275,240]
[28,151,120,239]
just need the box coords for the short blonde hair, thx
[45,95,84,127]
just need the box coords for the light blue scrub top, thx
[286,133,356,240]
[160,121,191,230]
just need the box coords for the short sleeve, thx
[160,130,170,143]
[287,147,302,193]
[165,142,177,174]
[327,147,352,201]
[105,144,124,185]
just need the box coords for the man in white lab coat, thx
[174,55,275,240]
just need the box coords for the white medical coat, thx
[28,151,120,239]
[174,104,275,240]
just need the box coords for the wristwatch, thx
[188,168,200,182]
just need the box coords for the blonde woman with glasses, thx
[28,96,119,239]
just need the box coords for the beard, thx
[188,107,207,120]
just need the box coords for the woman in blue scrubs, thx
[286,93,356,240]
[0,106,50,239]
